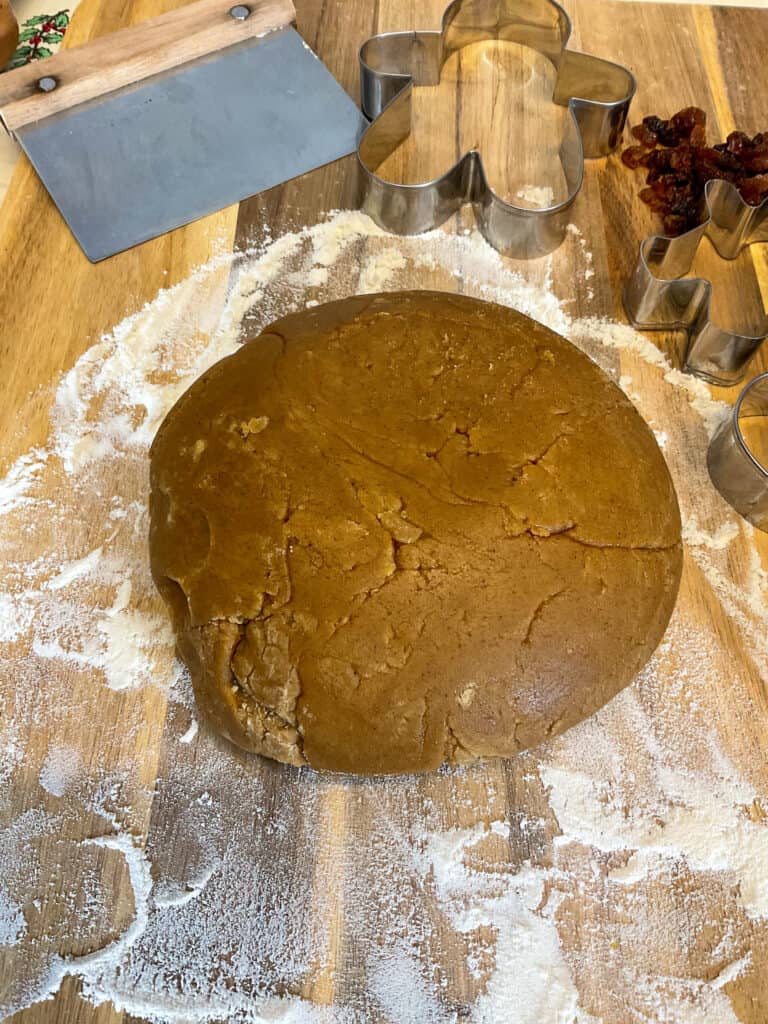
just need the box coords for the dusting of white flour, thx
[39,746,82,798]
[514,184,555,208]
[0,210,766,1024]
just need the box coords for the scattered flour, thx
[0,591,35,643]
[514,184,555,208]
[0,890,26,947]
[0,449,48,516]
[39,746,82,798]
[179,719,199,744]
[570,319,729,439]
[358,247,408,293]
[0,209,766,1024]
[45,548,104,591]
[683,518,741,550]
[412,823,594,1024]
[545,751,768,920]
[29,577,176,694]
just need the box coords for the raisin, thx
[631,123,658,147]
[622,145,650,169]
[729,132,768,174]
[643,149,676,181]
[668,147,695,175]
[639,186,667,211]
[690,122,707,146]
[670,106,706,143]
[641,115,667,141]
[745,134,768,174]
[723,130,752,155]
[656,123,681,147]
[662,212,691,235]
[693,147,741,184]
[739,174,768,206]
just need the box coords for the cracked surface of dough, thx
[149,291,683,774]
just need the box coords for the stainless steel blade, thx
[16,29,366,261]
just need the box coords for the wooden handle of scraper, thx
[0,0,296,135]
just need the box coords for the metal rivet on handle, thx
[229,4,251,19]
[37,76,58,93]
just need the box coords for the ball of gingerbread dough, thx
[150,291,682,774]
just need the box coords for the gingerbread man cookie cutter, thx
[357,0,636,259]
[624,178,768,386]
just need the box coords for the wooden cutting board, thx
[0,1,767,1022]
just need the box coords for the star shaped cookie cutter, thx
[624,178,768,386]
[357,0,636,259]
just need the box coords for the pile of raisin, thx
[621,106,768,235]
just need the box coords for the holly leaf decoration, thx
[5,10,72,69]
[7,47,35,70]
[18,27,44,43]
[21,14,51,28]
[18,11,70,38]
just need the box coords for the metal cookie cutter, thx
[708,372,768,531]
[357,0,635,259]
[624,179,768,386]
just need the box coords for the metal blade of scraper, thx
[4,24,365,261]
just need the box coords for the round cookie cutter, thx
[707,371,768,532]
[357,0,636,259]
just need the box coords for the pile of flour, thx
[0,211,766,1024]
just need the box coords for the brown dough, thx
[150,291,682,774]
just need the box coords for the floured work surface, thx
[0,0,767,1022]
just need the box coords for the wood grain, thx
[374,40,570,205]
[0,1,767,1022]
[0,3,238,1023]
[0,0,295,133]
[0,0,18,70]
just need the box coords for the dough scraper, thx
[0,0,366,261]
